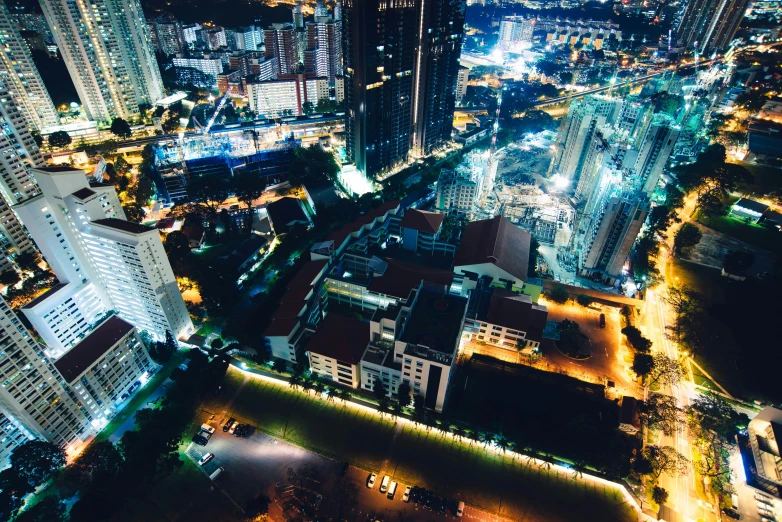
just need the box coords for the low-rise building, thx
[731,197,768,223]
[746,406,782,509]
[306,314,368,388]
[463,288,547,353]
[400,209,450,254]
[266,197,309,235]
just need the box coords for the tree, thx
[372,378,386,402]
[288,145,340,186]
[13,494,66,522]
[9,440,65,489]
[687,394,748,442]
[649,353,686,387]
[15,252,40,272]
[652,486,669,506]
[327,476,358,520]
[641,445,689,479]
[0,270,20,286]
[547,284,569,304]
[110,117,133,139]
[161,114,180,134]
[164,231,192,262]
[211,338,224,350]
[122,202,145,223]
[245,493,270,517]
[188,174,231,216]
[576,294,593,307]
[234,172,265,224]
[723,249,754,275]
[48,131,72,149]
[67,440,124,488]
[640,393,683,436]
[397,381,412,408]
[673,223,702,255]
[631,353,654,379]
[301,101,314,115]
[621,325,652,352]
[30,131,43,148]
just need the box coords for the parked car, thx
[228,421,239,435]
[380,475,390,494]
[198,453,214,466]
[387,481,397,500]
[366,473,377,489]
[721,507,742,520]
[201,423,216,434]
[456,501,465,517]
[402,486,412,503]
[209,467,224,481]
[223,417,235,432]
[438,497,447,514]
[192,434,209,446]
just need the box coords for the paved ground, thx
[687,221,775,277]
[538,299,639,398]
[187,425,508,522]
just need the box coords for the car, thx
[425,491,433,508]
[200,423,216,434]
[721,507,742,520]
[223,417,235,432]
[456,501,465,517]
[228,421,239,434]
[387,481,397,500]
[402,486,411,503]
[340,462,350,476]
[438,498,447,514]
[367,473,377,489]
[380,475,390,494]
[198,453,214,466]
[192,434,209,446]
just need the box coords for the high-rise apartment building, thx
[0,295,91,466]
[304,19,342,83]
[455,66,469,103]
[246,74,329,117]
[633,113,680,195]
[497,15,535,49]
[14,167,194,352]
[411,0,465,156]
[237,25,264,51]
[582,193,649,281]
[39,0,165,123]
[148,14,184,56]
[0,2,58,131]
[264,24,301,76]
[0,87,41,275]
[435,168,478,216]
[675,0,751,53]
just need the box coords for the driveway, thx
[538,299,640,398]
[187,426,509,522]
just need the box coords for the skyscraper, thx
[264,24,301,76]
[411,0,465,156]
[305,17,342,83]
[344,0,466,178]
[0,86,41,275]
[675,0,751,53]
[14,167,194,353]
[39,0,165,123]
[0,1,58,131]
[633,113,680,195]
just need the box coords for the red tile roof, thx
[263,259,328,338]
[367,258,453,299]
[325,200,400,250]
[400,209,445,234]
[453,216,531,283]
[306,314,369,366]
[486,290,548,343]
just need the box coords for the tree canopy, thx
[110,117,133,139]
[288,146,340,186]
[48,131,72,149]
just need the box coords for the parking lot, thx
[186,424,506,522]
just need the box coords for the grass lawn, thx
[668,259,727,305]
[697,212,782,255]
[208,368,637,522]
[95,351,186,443]
[691,363,719,392]
[113,458,242,522]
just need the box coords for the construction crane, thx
[203,93,231,135]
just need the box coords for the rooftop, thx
[71,188,96,201]
[22,283,69,310]
[53,316,135,383]
[400,287,467,356]
[367,258,453,300]
[400,209,445,234]
[325,199,400,250]
[453,216,531,283]
[734,197,769,215]
[266,197,308,233]
[91,218,155,235]
[306,313,369,366]
[485,289,548,342]
[35,166,83,173]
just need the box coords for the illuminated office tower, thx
[0,2,58,131]
[39,0,164,123]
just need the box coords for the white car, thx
[367,473,378,489]
[402,486,411,503]
[228,421,239,435]
[198,453,214,466]
[201,423,216,434]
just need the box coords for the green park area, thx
[207,366,637,522]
